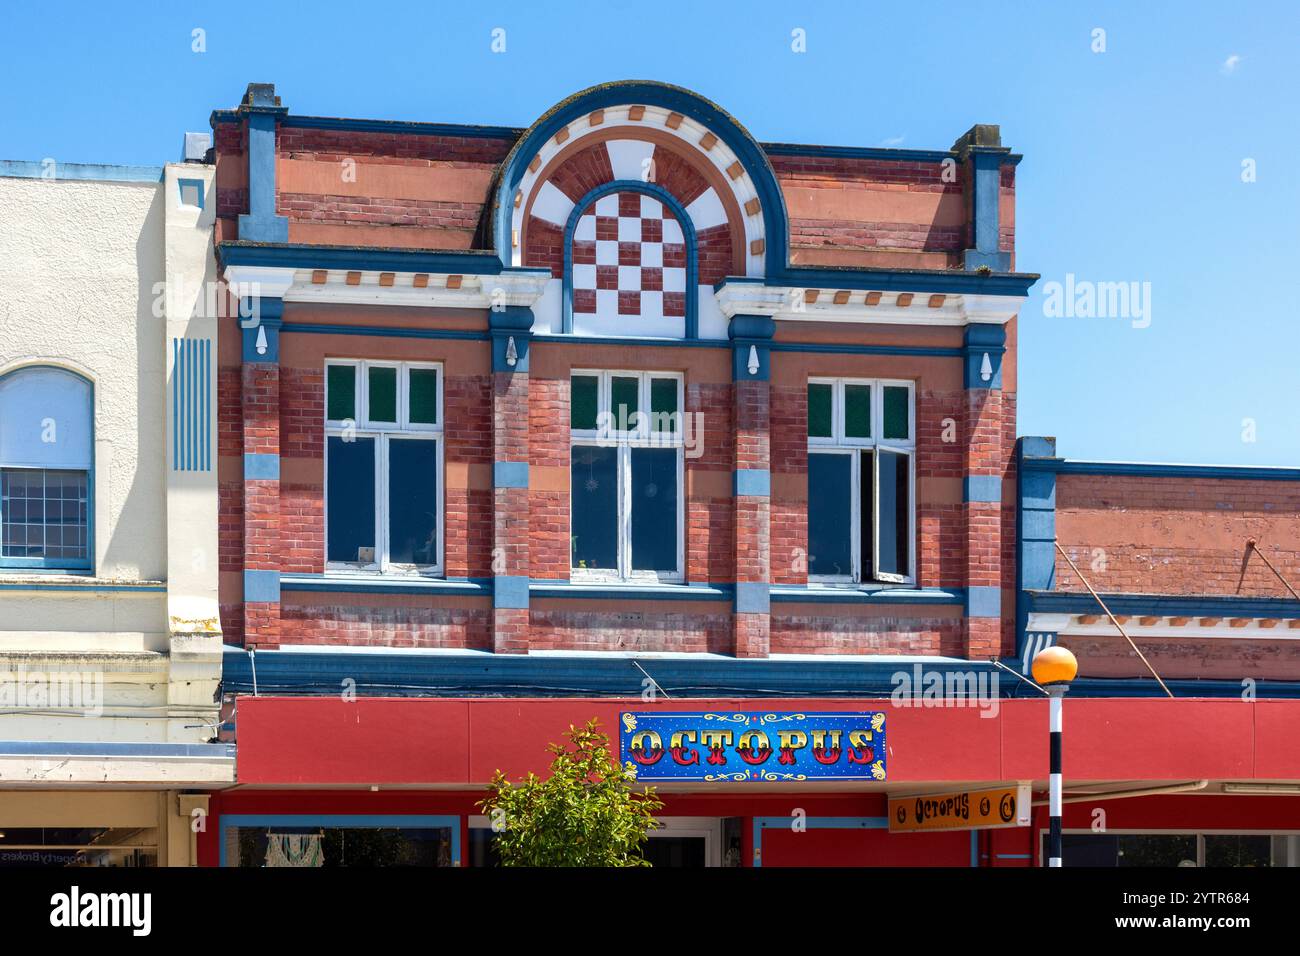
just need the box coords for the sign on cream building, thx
[0,152,231,866]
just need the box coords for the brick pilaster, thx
[962,323,1007,659]
[489,307,534,654]
[240,298,284,649]
[730,316,774,658]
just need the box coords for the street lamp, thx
[1031,645,1078,868]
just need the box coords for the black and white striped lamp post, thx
[1032,646,1078,868]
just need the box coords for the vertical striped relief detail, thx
[172,337,212,471]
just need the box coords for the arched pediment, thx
[494,81,788,281]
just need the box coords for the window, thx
[0,367,93,572]
[1049,832,1300,868]
[177,178,205,209]
[325,360,442,574]
[806,378,914,585]
[570,370,684,582]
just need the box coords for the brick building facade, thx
[203,81,1300,868]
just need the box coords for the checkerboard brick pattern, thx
[571,191,687,322]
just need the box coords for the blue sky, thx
[3,1,1297,465]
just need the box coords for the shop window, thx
[1052,832,1298,867]
[227,823,456,867]
[570,370,684,583]
[0,827,156,867]
[0,366,93,572]
[806,378,914,585]
[325,361,442,574]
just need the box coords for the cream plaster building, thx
[0,154,231,866]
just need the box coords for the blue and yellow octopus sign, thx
[619,711,887,782]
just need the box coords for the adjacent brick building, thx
[204,81,1300,868]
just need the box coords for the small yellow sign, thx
[889,784,1030,832]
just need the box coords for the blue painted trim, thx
[493,574,530,610]
[561,180,699,338]
[966,585,1002,618]
[963,475,1002,503]
[241,299,283,364]
[237,112,289,242]
[0,160,163,182]
[971,831,979,868]
[218,814,460,868]
[769,586,965,606]
[764,267,1038,298]
[752,816,887,868]
[0,741,234,758]
[495,81,790,277]
[283,322,489,342]
[1024,457,1300,482]
[172,337,214,471]
[490,306,533,372]
[530,581,732,602]
[177,177,206,209]
[733,469,770,497]
[535,333,723,349]
[1016,437,1058,662]
[493,461,530,489]
[729,315,775,381]
[735,581,771,614]
[962,148,1011,273]
[762,142,959,163]
[0,580,164,592]
[770,341,964,358]
[243,453,280,480]
[279,114,523,140]
[1025,589,1300,620]
[996,853,1033,860]
[244,569,280,603]
[220,646,1006,698]
[280,574,492,597]
[218,241,532,277]
[963,323,1006,389]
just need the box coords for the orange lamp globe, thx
[1031,646,1078,686]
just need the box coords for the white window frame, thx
[569,369,685,584]
[807,377,916,587]
[324,359,444,576]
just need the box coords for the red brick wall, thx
[1055,474,1300,597]
[529,606,733,654]
[280,598,491,650]
[769,154,967,270]
[770,611,964,656]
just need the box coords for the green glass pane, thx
[326,365,356,421]
[408,368,439,424]
[845,385,872,438]
[650,377,678,433]
[367,366,397,423]
[807,383,832,438]
[883,386,909,440]
[571,375,599,430]
[611,376,639,431]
